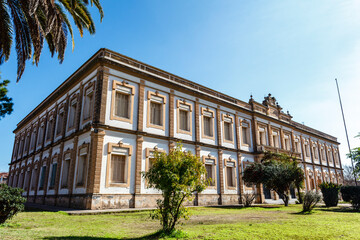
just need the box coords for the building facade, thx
[7,49,343,209]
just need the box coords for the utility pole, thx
[335,78,357,186]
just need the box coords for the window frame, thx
[106,142,132,188]
[258,125,268,146]
[201,107,215,140]
[82,82,95,123]
[202,155,217,189]
[271,128,280,148]
[60,149,72,189]
[110,80,135,123]
[146,90,166,130]
[48,155,58,190]
[240,120,251,147]
[55,105,65,137]
[67,93,79,131]
[75,143,90,188]
[222,113,234,144]
[176,99,193,135]
[36,118,46,147]
[45,112,55,143]
[224,158,236,190]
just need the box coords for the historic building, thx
[7,49,343,209]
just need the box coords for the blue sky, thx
[1,0,360,171]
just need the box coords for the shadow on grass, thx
[316,206,358,213]
[42,231,169,240]
[207,205,281,210]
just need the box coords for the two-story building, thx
[7,49,343,209]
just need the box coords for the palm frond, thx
[0,0,13,64]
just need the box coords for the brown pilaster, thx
[195,145,201,158]
[137,80,145,132]
[195,98,200,143]
[54,142,65,197]
[87,129,106,195]
[169,90,174,138]
[68,136,79,198]
[237,152,244,202]
[216,106,222,146]
[235,114,241,150]
[267,124,273,147]
[280,128,285,150]
[94,66,109,124]
[218,149,224,205]
[134,135,144,194]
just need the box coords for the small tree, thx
[243,152,304,206]
[0,184,26,224]
[143,144,207,234]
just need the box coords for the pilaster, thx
[169,90,174,138]
[134,135,144,194]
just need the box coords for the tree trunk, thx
[296,186,303,204]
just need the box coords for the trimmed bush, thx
[341,186,360,211]
[0,184,26,224]
[302,191,321,212]
[319,182,341,207]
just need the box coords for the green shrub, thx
[341,186,360,211]
[0,184,26,224]
[319,182,341,207]
[302,191,321,212]
[241,193,256,207]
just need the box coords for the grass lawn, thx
[1,204,359,239]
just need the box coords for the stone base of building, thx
[25,193,246,210]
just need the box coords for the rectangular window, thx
[115,92,130,119]
[285,137,290,150]
[61,158,70,188]
[18,172,23,188]
[328,151,333,163]
[272,134,279,148]
[295,141,300,153]
[313,147,318,159]
[242,126,249,145]
[68,100,77,129]
[18,139,24,157]
[30,130,36,150]
[205,164,214,186]
[46,119,53,141]
[226,167,235,188]
[23,135,29,154]
[76,155,87,186]
[111,155,126,183]
[179,109,190,131]
[24,170,30,191]
[56,112,64,136]
[224,122,233,141]
[203,116,213,137]
[83,91,93,120]
[31,168,37,190]
[37,125,44,146]
[49,162,57,189]
[259,130,266,145]
[150,102,162,126]
[305,144,310,157]
[39,166,46,190]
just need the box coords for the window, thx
[56,110,64,136]
[305,143,310,158]
[328,149,333,164]
[284,135,291,150]
[243,162,254,190]
[110,155,126,183]
[201,107,215,139]
[38,165,46,190]
[76,154,87,187]
[259,127,267,145]
[61,154,71,188]
[222,114,234,143]
[24,169,30,191]
[225,160,236,189]
[18,171,24,188]
[106,142,132,187]
[146,91,166,130]
[334,151,339,165]
[150,101,162,126]
[321,147,326,162]
[68,99,77,129]
[176,100,192,134]
[29,129,36,150]
[83,87,94,121]
[37,124,44,146]
[203,156,216,187]
[49,162,57,189]
[23,134,30,155]
[313,146,318,159]
[241,122,250,146]
[18,138,24,158]
[203,116,213,137]
[13,141,19,160]
[272,131,279,148]
[295,139,300,153]
[45,118,53,141]
[31,167,38,190]
[111,80,135,122]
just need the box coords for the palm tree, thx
[0,0,103,81]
